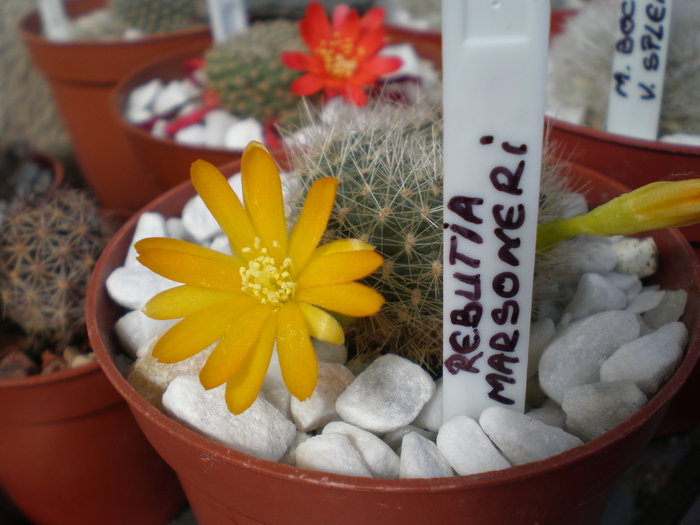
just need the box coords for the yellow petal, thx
[297,250,383,288]
[288,177,339,273]
[537,179,700,250]
[190,159,258,259]
[152,296,256,363]
[307,239,376,264]
[136,237,244,267]
[276,301,318,401]
[136,246,244,292]
[240,142,288,261]
[143,285,235,320]
[199,304,275,389]
[296,282,384,317]
[223,316,277,414]
[298,302,345,345]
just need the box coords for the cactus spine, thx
[0,189,110,354]
[109,0,207,35]
[205,20,306,122]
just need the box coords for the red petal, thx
[331,4,351,31]
[342,84,368,106]
[360,7,386,32]
[300,1,331,49]
[290,74,327,96]
[281,51,324,73]
[356,27,387,58]
[360,55,402,76]
[336,8,360,42]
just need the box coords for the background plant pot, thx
[18,0,212,214]
[87,159,700,525]
[0,361,186,525]
[112,45,249,191]
[547,118,700,243]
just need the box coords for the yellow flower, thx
[135,142,384,414]
[537,178,700,250]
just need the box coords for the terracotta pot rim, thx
[0,360,102,389]
[547,116,700,157]
[18,8,210,50]
[88,165,700,493]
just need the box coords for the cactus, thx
[0,189,110,354]
[205,20,308,122]
[547,0,700,136]
[109,0,207,35]
[283,99,575,373]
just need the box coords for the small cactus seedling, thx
[0,189,110,355]
[284,99,576,373]
[205,20,307,122]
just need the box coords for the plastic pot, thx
[18,0,212,214]
[0,361,186,525]
[86,160,700,525]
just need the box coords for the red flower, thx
[280,1,402,106]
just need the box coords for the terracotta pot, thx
[86,160,700,525]
[0,361,186,525]
[18,0,212,213]
[112,45,249,191]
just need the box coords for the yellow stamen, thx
[240,239,296,305]
[316,36,359,78]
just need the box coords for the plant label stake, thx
[36,0,71,41]
[206,0,249,43]
[442,0,550,422]
[606,0,673,140]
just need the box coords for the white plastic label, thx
[606,0,673,140]
[37,0,71,41]
[206,0,249,43]
[441,0,550,422]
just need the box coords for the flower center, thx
[317,33,360,79]
[240,239,296,305]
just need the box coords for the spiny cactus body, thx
[109,0,207,34]
[284,100,574,373]
[0,189,109,353]
[205,20,306,122]
[548,0,700,136]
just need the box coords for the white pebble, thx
[563,272,628,320]
[562,381,647,442]
[153,79,193,115]
[323,421,400,479]
[162,374,296,462]
[526,400,567,429]
[106,266,177,311]
[538,310,640,405]
[480,406,583,465]
[291,362,354,431]
[613,237,659,277]
[174,123,207,146]
[280,431,310,466]
[436,415,510,476]
[224,118,264,150]
[165,217,195,242]
[382,425,437,451]
[203,109,238,148]
[642,289,688,329]
[296,433,372,477]
[399,432,453,479]
[600,322,688,396]
[181,174,243,243]
[114,310,176,359]
[412,378,443,432]
[336,354,435,433]
[528,318,556,378]
[209,234,232,255]
[264,388,292,420]
[313,339,348,364]
[559,236,619,274]
[124,212,168,268]
[626,290,666,314]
